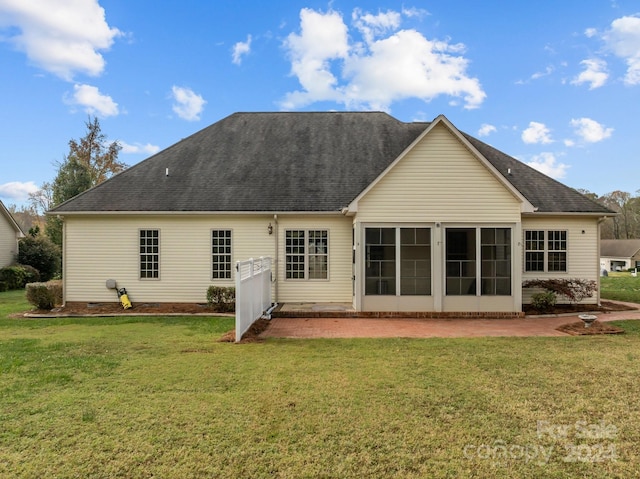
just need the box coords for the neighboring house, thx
[50,113,613,314]
[600,239,640,272]
[0,200,25,267]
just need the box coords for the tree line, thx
[577,189,640,239]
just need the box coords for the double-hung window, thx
[285,230,328,280]
[212,230,232,279]
[524,230,567,272]
[140,229,159,279]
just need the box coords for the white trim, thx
[47,210,346,217]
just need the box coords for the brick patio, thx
[261,302,640,339]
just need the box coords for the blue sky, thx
[1,0,639,209]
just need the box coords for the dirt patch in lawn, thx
[218,318,271,343]
[557,320,625,336]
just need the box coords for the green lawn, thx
[601,272,640,303]
[1,290,640,478]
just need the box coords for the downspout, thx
[59,215,66,307]
[596,216,607,306]
[273,214,279,302]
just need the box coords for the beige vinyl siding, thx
[356,123,521,223]
[276,215,353,303]
[521,216,600,304]
[64,215,277,303]
[0,216,18,267]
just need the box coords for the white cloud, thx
[585,27,598,38]
[401,7,430,19]
[570,117,613,143]
[65,84,119,116]
[120,141,160,155]
[232,35,252,65]
[571,58,608,89]
[522,122,553,144]
[0,181,39,201]
[531,65,554,80]
[171,86,206,121]
[478,124,497,137]
[352,8,401,44]
[601,15,640,85]
[0,0,121,80]
[281,8,349,107]
[280,8,485,111]
[526,152,569,179]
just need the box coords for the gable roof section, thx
[51,112,612,215]
[0,200,25,236]
[601,239,640,258]
[348,115,536,214]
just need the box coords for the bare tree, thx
[600,190,637,239]
[28,181,54,215]
[67,116,126,186]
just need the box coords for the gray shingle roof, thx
[601,240,640,258]
[51,112,612,215]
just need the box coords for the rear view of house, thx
[50,112,612,315]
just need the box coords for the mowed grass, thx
[2,290,640,478]
[601,271,640,303]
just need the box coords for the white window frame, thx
[524,230,567,273]
[139,229,160,280]
[211,229,233,280]
[285,229,329,280]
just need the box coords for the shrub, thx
[0,265,27,290]
[17,264,40,285]
[530,291,557,313]
[0,281,8,292]
[522,278,597,304]
[25,281,63,310]
[206,286,235,312]
[18,235,61,282]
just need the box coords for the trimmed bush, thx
[26,281,63,310]
[0,266,27,290]
[530,291,557,313]
[0,281,8,293]
[206,286,236,313]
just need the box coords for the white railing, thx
[235,257,272,343]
